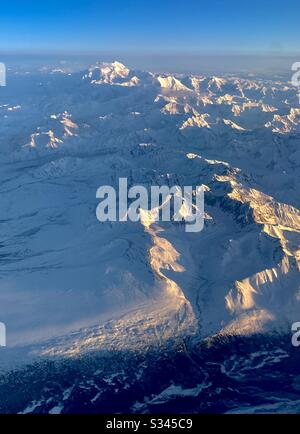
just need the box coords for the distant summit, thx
[83,61,140,87]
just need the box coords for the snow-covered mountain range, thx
[0,60,299,372]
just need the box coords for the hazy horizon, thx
[1,52,299,76]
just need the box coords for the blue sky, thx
[0,0,299,54]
